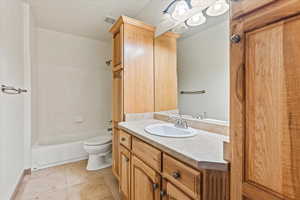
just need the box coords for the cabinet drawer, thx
[119,130,132,149]
[132,137,161,172]
[163,154,201,198]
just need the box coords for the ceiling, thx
[29,0,228,42]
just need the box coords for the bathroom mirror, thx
[176,13,229,122]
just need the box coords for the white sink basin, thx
[144,124,197,138]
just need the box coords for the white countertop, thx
[119,119,230,171]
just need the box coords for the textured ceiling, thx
[29,0,228,41]
[29,0,152,41]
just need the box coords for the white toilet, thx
[83,135,112,171]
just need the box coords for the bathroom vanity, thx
[117,119,229,200]
[109,15,230,200]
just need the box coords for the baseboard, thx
[10,168,31,200]
[32,156,88,171]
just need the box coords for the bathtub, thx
[32,131,112,170]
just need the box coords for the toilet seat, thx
[84,136,112,146]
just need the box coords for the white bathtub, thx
[32,131,112,170]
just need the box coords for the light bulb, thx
[191,0,216,9]
[186,12,206,27]
[172,0,189,21]
[206,0,229,16]
[160,13,176,28]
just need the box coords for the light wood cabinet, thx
[120,145,131,200]
[163,154,200,199]
[112,128,120,179]
[231,0,278,19]
[230,1,300,200]
[162,179,192,200]
[112,70,123,123]
[110,16,155,178]
[154,32,179,112]
[123,23,154,114]
[131,156,161,200]
[113,30,122,68]
[118,129,229,200]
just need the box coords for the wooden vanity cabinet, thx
[112,128,120,178]
[131,156,161,200]
[230,1,300,200]
[120,145,131,200]
[162,179,193,200]
[117,129,229,200]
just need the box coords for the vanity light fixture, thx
[186,12,206,26]
[190,0,216,9]
[171,0,190,21]
[159,0,229,34]
[161,13,176,28]
[172,22,188,33]
[206,0,229,16]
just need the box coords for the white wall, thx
[0,0,26,199]
[178,20,229,121]
[24,3,36,170]
[34,29,112,145]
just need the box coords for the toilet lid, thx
[84,135,112,146]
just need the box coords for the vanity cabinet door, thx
[162,180,192,200]
[131,156,161,200]
[230,14,300,200]
[112,128,120,179]
[120,146,131,200]
[231,0,278,19]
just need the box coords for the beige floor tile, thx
[67,180,113,200]
[17,188,68,200]
[18,171,67,199]
[15,160,120,200]
[103,173,120,200]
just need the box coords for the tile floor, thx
[16,160,120,200]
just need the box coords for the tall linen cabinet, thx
[109,16,155,179]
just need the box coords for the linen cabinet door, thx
[231,0,278,19]
[120,146,131,200]
[131,156,161,200]
[112,128,120,179]
[162,180,193,200]
[112,70,123,123]
[113,25,123,69]
[230,16,300,200]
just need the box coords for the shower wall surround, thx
[34,28,112,145]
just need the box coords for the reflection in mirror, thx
[177,13,229,122]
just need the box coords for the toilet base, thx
[86,153,112,171]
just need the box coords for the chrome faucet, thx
[170,114,189,129]
[194,112,207,120]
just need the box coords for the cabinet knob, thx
[152,183,159,190]
[231,34,241,43]
[172,171,181,179]
[160,190,166,197]
[125,157,129,162]
[121,137,126,142]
